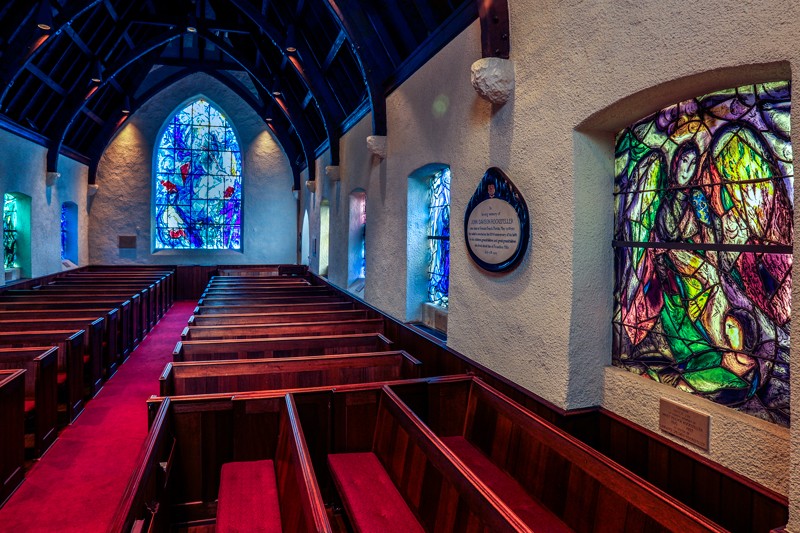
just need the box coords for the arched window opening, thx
[61,201,78,266]
[348,189,367,293]
[301,210,310,265]
[613,81,792,426]
[3,192,31,280]
[407,164,451,337]
[427,168,450,308]
[319,200,330,277]
[154,98,242,250]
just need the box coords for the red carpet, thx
[0,301,197,533]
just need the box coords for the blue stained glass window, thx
[155,98,242,250]
[60,206,67,261]
[3,194,17,269]
[428,168,450,307]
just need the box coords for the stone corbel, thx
[305,180,317,194]
[471,57,514,105]
[292,188,300,200]
[366,135,387,159]
[46,171,61,187]
[325,165,340,182]
[88,183,100,196]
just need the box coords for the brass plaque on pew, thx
[659,398,710,451]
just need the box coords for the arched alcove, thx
[301,210,310,266]
[319,200,331,277]
[3,192,31,280]
[61,201,79,266]
[348,189,367,294]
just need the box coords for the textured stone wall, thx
[0,129,88,279]
[300,0,799,510]
[90,72,296,265]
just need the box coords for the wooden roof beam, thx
[322,29,346,72]
[26,63,65,95]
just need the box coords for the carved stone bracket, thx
[305,180,317,194]
[88,183,100,196]
[366,135,387,159]
[325,165,340,182]
[46,171,61,187]
[471,57,514,105]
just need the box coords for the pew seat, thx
[442,436,570,532]
[328,452,423,533]
[216,460,282,533]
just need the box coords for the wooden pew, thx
[328,386,533,532]
[197,295,345,306]
[50,275,168,320]
[0,308,122,374]
[0,347,58,457]
[188,309,370,327]
[0,368,25,507]
[180,318,385,341]
[193,301,354,315]
[0,318,105,394]
[388,377,726,532]
[159,351,423,396]
[0,330,85,422]
[35,283,158,330]
[201,286,332,297]
[110,394,331,532]
[173,333,394,362]
[64,270,174,313]
[0,297,141,349]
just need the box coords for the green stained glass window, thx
[613,81,792,426]
[4,194,18,269]
[155,98,242,250]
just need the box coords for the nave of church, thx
[0,0,797,531]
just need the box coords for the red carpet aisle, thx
[0,301,197,533]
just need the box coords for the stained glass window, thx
[3,194,18,269]
[613,81,792,426]
[60,205,67,261]
[428,168,451,307]
[155,98,242,249]
[357,195,366,280]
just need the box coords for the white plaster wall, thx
[90,72,296,265]
[0,129,89,278]
[303,0,799,511]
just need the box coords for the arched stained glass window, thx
[61,202,78,263]
[4,194,18,269]
[155,98,242,250]
[613,81,792,426]
[428,168,450,307]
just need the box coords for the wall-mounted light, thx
[36,0,54,31]
[186,12,198,33]
[265,117,272,122]
[285,46,297,53]
[90,59,104,83]
[121,96,131,114]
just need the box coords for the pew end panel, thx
[0,369,25,508]
[0,346,59,457]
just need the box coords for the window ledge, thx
[421,302,448,334]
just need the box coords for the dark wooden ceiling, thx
[0,0,477,187]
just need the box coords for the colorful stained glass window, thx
[357,196,366,280]
[60,205,67,261]
[3,194,18,269]
[428,168,451,307]
[613,81,792,426]
[155,98,242,250]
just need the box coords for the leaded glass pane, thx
[3,194,17,269]
[428,168,451,307]
[155,98,242,250]
[60,205,67,261]
[613,81,792,426]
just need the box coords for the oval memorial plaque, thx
[464,167,529,272]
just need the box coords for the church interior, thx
[0,0,796,531]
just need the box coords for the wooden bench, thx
[111,394,331,532]
[180,318,385,341]
[0,318,105,395]
[0,330,85,422]
[202,286,331,296]
[188,309,370,327]
[33,283,157,330]
[159,351,423,396]
[0,296,141,347]
[0,346,58,457]
[388,377,726,532]
[173,333,394,362]
[328,386,532,532]
[63,270,174,315]
[0,369,25,507]
[197,295,346,306]
[193,301,354,315]
[0,308,123,374]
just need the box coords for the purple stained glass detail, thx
[155,99,242,250]
[613,81,792,426]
